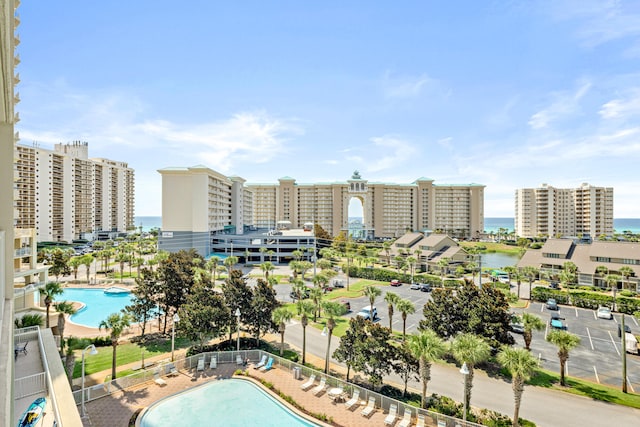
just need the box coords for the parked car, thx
[357,306,378,320]
[550,318,566,330]
[549,282,560,290]
[390,279,401,287]
[597,306,613,320]
[410,283,421,290]
[546,298,558,310]
[509,315,524,334]
[332,279,345,288]
[419,283,432,292]
[289,289,310,300]
[341,300,351,312]
[550,312,565,321]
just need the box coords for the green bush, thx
[620,290,636,298]
[14,313,44,329]
[529,242,542,249]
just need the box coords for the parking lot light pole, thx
[171,313,180,361]
[81,344,98,418]
[235,308,241,351]
[460,362,469,425]
[621,314,627,393]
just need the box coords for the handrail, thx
[35,328,62,426]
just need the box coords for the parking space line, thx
[627,377,635,393]
[540,304,544,313]
[593,366,600,383]
[613,316,618,325]
[574,307,578,317]
[565,361,569,377]
[608,331,621,356]
[407,323,415,330]
[586,327,595,350]
[593,311,597,320]
[632,316,639,327]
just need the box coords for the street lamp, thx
[81,344,98,418]
[235,308,241,351]
[171,313,180,361]
[460,362,469,425]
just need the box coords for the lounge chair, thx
[398,408,412,427]
[253,355,268,370]
[312,377,327,396]
[209,356,217,369]
[344,389,360,409]
[361,396,376,417]
[14,342,28,360]
[416,414,425,427]
[300,374,316,390]
[384,403,397,425]
[196,358,205,371]
[259,357,274,372]
[166,363,179,377]
[236,354,244,365]
[153,371,166,386]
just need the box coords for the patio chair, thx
[312,377,327,396]
[153,371,166,386]
[384,403,398,425]
[14,342,28,360]
[259,357,274,372]
[196,358,205,371]
[253,354,268,370]
[236,354,244,365]
[209,356,217,369]
[398,408,413,427]
[416,413,425,427]
[166,363,179,377]
[344,389,360,409]
[361,396,376,417]
[300,374,316,390]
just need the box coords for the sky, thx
[14,1,640,217]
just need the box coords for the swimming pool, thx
[60,288,133,328]
[139,378,322,427]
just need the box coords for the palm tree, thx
[69,256,82,280]
[520,313,545,350]
[297,300,315,365]
[546,329,580,386]
[310,286,323,322]
[322,301,346,374]
[450,333,491,417]
[466,261,477,285]
[363,285,381,320]
[99,312,133,380]
[437,257,450,284]
[619,266,634,290]
[55,301,77,355]
[382,241,392,265]
[396,298,415,339]
[408,329,447,408]
[224,255,239,272]
[40,282,64,328]
[406,256,417,283]
[206,256,220,282]
[272,307,293,356]
[259,261,275,280]
[384,292,399,330]
[521,266,538,300]
[605,274,622,311]
[595,265,609,287]
[497,346,539,427]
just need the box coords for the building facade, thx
[15,141,135,242]
[249,171,485,240]
[515,183,614,239]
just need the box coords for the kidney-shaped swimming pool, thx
[60,288,134,328]
[139,378,322,427]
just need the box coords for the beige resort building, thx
[158,167,485,258]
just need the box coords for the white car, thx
[357,307,378,320]
[596,307,613,320]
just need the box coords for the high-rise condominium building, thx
[159,167,485,256]
[15,141,135,242]
[248,171,484,240]
[515,183,614,239]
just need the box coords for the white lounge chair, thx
[344,389,360,409]
[312,377,327,395]
[416,414,425,427]
[300,374,316,390]
[196,358,205,371]
[361,396,376,417]
[166,363,179,377]
[259,357,274,372]
[384,403,397,425]
[209,356,217,369]
[236,354,244,365]
[153,371,166,386]
[253,355,268,370]
[398,408,412,427]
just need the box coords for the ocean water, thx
[134,216,162,232]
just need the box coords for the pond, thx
[478,252,519,269]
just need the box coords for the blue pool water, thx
[139,378,321,427]
[60,288,133,328]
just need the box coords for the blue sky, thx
[14,1,640,217]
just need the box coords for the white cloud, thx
[599,89,640,119]
[365,136,418,172]
[528,80,591,129]
[382,72,438,99]
[437,137,453,148]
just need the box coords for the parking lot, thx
[513,302,640,390]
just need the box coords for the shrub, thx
[529,242,542,249]
[14,313,44,329]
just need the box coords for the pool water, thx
[60,288,133,328]
[139,378,321,427]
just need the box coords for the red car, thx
[390,279,401,287]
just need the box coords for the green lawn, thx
[72,337,193,379]
[325,279,384,299]
[460,241,522,255]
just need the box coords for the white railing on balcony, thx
[14,247,32,257]
[14,372,46,399]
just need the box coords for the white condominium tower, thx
[15,141,135,242]
[515,183,613,239]
[248,171,485,240]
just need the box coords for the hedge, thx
[530,287,640,314]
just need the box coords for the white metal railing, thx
[14,372,46,399]
[37,328,62,426]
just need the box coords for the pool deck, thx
[81,362,410,427]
